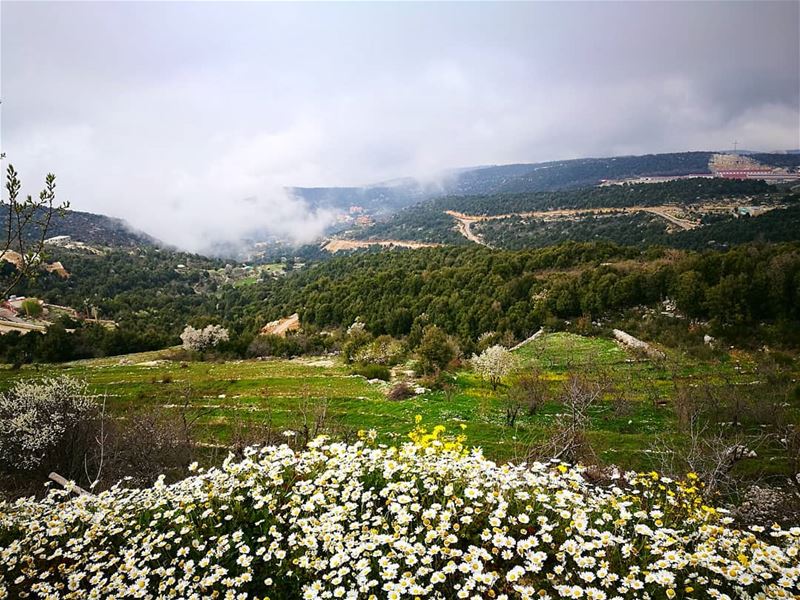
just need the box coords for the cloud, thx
[1,1,798,252]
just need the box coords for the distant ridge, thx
[0,205,160,249]
[291,151,799,214]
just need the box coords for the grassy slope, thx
[0,333,795,474]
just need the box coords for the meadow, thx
[0,332,794,475]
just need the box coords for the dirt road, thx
[445,204,710,244]
[323,239,440,253]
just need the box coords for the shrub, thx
[386,381,415,400]
[0,376,96,472]
[20,298,43,318]
[354,335,404,365]
[415,325,459,375]
[351,363,391,381]
[341,319,372,363]
[1,437,798,599]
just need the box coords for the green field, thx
[0,332,796,473]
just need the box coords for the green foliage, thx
[350,363,391,381]
[247,333,334,358]
[19,299,42,318]
[243,242,800,349]
[415,325,458,375]
[352,178,799,251]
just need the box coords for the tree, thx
[507,370,550,418]
[531,374,605,464]
[471,344,517,390]
[180,324,229,352]
[2,162,69,297]
[415,325,458,375]
[342,318,372,363]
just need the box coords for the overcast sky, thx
[2,1,799,252]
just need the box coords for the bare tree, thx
[653,416,764,498]
[531,374,605,464]
[296,386,330,446]
[505,370,550,427]
[2,162,69,297]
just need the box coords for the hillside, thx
[343,178,799,250]
[0,204,159,249]
[294,151,798,216]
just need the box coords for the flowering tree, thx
[0,376,95,471]
[471,344,517,390]
[180,324,229,352]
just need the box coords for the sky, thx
[2,1,799,252]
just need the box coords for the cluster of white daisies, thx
[0,434,798,599]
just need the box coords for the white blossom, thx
[180,324,230,351]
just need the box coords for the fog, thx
[2,1,798,252]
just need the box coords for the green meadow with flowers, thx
[0,332,795,474]
[1,332,799,598]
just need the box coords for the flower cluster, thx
[0,376,95,471]
[407,415,468,454]
[1,435,798,599]
[180,324,230,352]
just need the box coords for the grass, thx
[0,332,796,473]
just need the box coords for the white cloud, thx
[1,1,797,252]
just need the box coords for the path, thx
[510,327,544,351]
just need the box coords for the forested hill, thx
[351,177,797,248]
[245,242,800,346]
[443,151,715,195]
[423,177,773,216]
[0,205,159,248]
[291,151,797,213]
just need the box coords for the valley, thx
[3,3,799,597]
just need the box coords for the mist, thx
[2,1,798,253]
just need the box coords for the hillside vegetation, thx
[0,205,158,248]
[350,178,797,250]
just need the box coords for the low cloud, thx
[2,1,798,252]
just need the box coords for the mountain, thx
[340,175,800,251]
[291,151,713,213]
[0,205,160,249]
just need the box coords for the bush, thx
[341,319,372,363]
[354,335,404,365]
[386,381,415,400]
[1,437,798,599]
[248,333,335,358]
[20,298,43,318]
[351,363,391,381]
[0,376,96,472]
[415,325,459,375]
